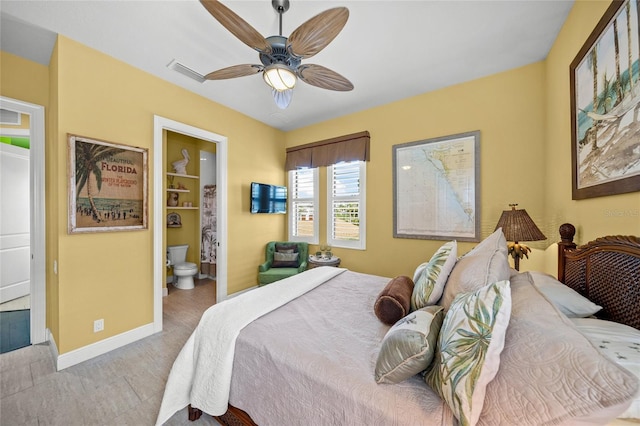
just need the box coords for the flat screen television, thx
[250,182,287,214]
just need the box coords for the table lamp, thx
[494,204,546,270]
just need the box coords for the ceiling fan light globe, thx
[263,65,296,91]
[272,88,293,109]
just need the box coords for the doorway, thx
[152,116,227,332]
[0,96,46,347]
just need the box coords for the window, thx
[288,168,319,244]
[327,161,366,249]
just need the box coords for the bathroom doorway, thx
[152,116,227,333]
[0,96,46,348]
[165,133,217,291]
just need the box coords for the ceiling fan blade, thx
[200,0,271,54]
[205,64,263,80]
[297,64,354,91]
[287,7,349,59]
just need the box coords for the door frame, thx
[0,96,47,344]
[152,116,228,332]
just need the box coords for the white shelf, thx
[167,172,199,179]
[167,206,199,210]
[167,188,189,193]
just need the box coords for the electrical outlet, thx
[93,319,104,333]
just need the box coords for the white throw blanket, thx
[155,266,346,425]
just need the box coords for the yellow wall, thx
[544,0,640,243]
[0,51,49,106]
[2,36,285,354]
[53,36,286,352]
[286,62,547,277]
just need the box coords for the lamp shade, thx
[494,205,546,242]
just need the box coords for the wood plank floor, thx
[0,279,220,426]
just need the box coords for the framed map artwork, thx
[393,131,480,241]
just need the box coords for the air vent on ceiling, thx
[167,59,205,83]
[0,109,21,125]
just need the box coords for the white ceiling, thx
[0,0,574,131]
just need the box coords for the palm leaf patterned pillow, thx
[411,241,457,310]
[424,280,511,426]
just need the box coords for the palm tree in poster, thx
[584,48,599,149]
[75,141,123,222]
[598,72,616,114]
[614,19,624,102]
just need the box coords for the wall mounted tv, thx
[250,182,287,214]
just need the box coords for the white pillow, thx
[529,271,602,318]
[425,280,512,426]
[439,229,510,309]
[411,241,457,309]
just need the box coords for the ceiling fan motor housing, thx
[260,35,301,71]
[272,0,290,14]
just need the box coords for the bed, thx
[156,224,640,426]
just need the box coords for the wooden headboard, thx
[557,223,640,330]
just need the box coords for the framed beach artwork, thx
[392,131,480,242]
[68,134,148,233]
[570,0,640,199]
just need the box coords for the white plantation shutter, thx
[288,168,319,243]
[328,161,366,249]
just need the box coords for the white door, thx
[0,143,30,303]
[0,97,46,344]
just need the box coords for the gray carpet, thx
[0,279,219,425]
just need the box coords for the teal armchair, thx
[258,241,308,285]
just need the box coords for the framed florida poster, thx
[68,134,148,233]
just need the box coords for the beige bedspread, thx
[228,270,454,425]
[156,266,347,425]
[228,270,639,425]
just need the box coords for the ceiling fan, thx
[200,0,354,109]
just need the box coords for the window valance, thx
[285,131,370,171]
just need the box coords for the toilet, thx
[167,244,198,290]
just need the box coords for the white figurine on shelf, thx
[172,149,190,175]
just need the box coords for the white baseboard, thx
[162,286,168,297]
[55,322,156,371]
